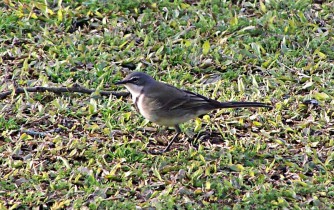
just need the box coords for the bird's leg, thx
[163,124,181,152]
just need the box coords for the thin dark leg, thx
[163,124,181,152]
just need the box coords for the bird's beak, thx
[115,79,129,85]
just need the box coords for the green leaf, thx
[202,40,210,55]
[238,77,245,92]
[23,58,29,71]
[313,92,329,101]
[57,156,71,169]
[229,164,244,172]
[152,167,163,181]
[253,121,262,127]
[302,81,313,89]
[57,9,63,22]
[194,118,202,132]
[260,1,267,13]
[144,35,149,47]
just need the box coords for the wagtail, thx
[115,72,271,153]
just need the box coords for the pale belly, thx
[137,95,208,126]
[150,113,199,126]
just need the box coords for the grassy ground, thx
[1,0,334,209]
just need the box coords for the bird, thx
[115,72,271,153]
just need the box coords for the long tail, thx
[216,101,272,109]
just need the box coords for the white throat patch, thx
[124,83,143,103]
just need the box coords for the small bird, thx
[115,72,271,153]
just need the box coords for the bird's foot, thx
[147,149,165,155]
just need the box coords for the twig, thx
[21,128,63,137]
[0,83,129,100]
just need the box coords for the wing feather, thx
[145,83,218,112]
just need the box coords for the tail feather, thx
[216,101,272,109]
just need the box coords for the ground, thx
[0,0,334,209]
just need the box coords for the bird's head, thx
[115,72,155,96]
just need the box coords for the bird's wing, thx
[146,82,219,112]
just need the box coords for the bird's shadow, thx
[146,129,225,154]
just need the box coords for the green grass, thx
[1,0,334,209]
